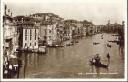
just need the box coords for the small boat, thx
[66,42,74,46]
[112,34,119,36]
[38,46,46,54]
[107,44,111,48]
[108,40,119,45]
[54,44,64,47]
[93,42,100,45]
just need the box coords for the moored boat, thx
[38,46,46,54]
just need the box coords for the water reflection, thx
[90,65,109,78]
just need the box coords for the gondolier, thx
[94,54,101,66]
[107,53,110,63]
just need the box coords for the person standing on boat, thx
[107,53,110,63]
[94,54,101,66]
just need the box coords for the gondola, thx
[89,60,108,68]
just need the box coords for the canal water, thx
[18,33,124,78]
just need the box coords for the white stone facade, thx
[23,28,38,49]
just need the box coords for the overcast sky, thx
[3,0,126,25]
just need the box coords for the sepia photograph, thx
[0,0,127,81]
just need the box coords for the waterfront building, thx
[23,23,39,50]
[31,13,63,46]
[82,26,86,37]
[56,22,64,44]
[63,19,77,40]
[76,21,84,38]
[3,15,14,57]
[83,20,94,36]
[95,25,102,33]
[3,4,18,60]
[3,5,20,78]
[14,16,39,50]
[40,22,57,46]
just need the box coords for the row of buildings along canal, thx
[3,5,125,78]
